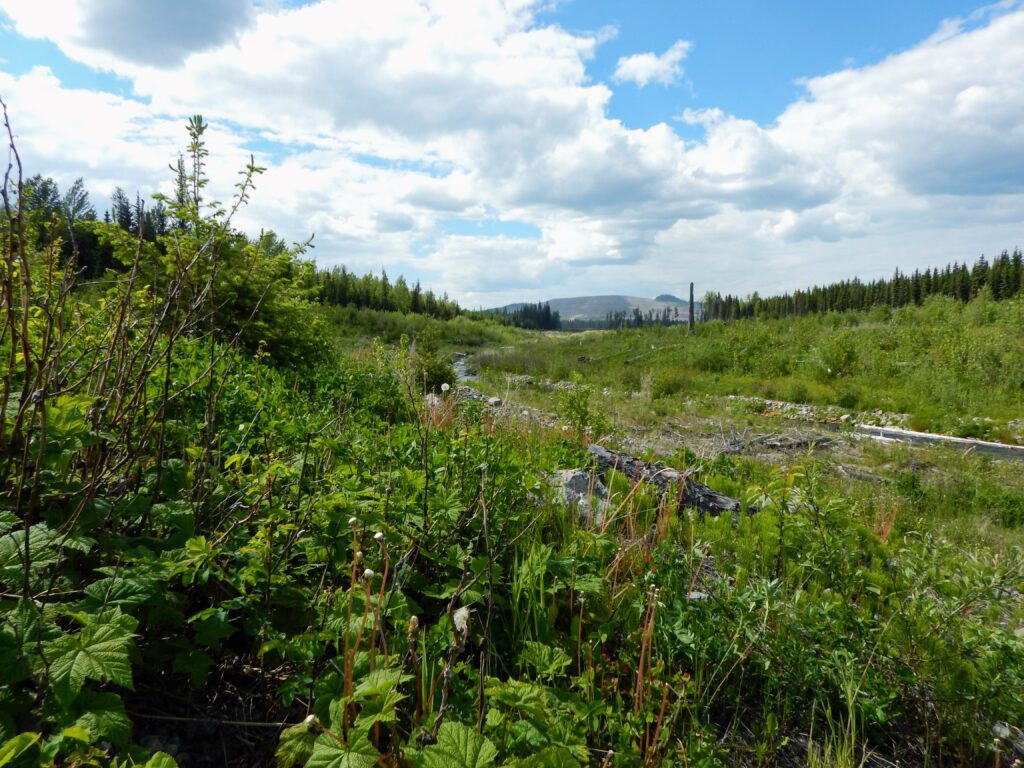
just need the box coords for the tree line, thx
[494,302,694,331]
[316,266,460,319]
[17,173,463,320]
[494,301,561,330]
[703,250,1024,321]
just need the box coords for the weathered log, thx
[588,444,746,518]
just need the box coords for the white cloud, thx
[0,0,254,69]
[1,1,1024,307]
[613,39,690,87]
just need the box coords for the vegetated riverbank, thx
[3,116,1023,768]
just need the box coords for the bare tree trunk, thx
[688,282,695,334]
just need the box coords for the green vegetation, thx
[474,295,1024,439]
[2,110,1023,768]
[703,249,1024,320]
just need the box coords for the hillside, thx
[498,293,695,321]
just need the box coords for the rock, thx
[840,414,853,424]
[487,396,503,407]
[993,722,1024,757]
[548,469,609,526]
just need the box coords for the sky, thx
[1,0,1022,308]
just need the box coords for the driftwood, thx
[588,444,746,518]
[721,430,839,455]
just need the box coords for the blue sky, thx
[552,1,985,127]
[1,0,1022,307]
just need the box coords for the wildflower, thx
[361,568,375,583]
[441,382,450,392]
[453,606,471,636]
[348,516,358,527]
[408,615,420,639]
[374,531,385,543]
[354,550,363,562]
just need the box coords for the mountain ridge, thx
[494,294,696,321]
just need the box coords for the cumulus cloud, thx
[613,39,690,87]
[0,0,254,69]
[2,1,1024,306]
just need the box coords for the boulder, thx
[548,469,609,526]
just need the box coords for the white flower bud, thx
[374,531,384,542]
[453,606,471,636]
[362,568,375,583]
[348,516,358,527]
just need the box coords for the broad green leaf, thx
[484,679,547,720]
[0,512,20,537]
[354,668,411,700]
[82,574,161,610]
[275,718,318,767]
[518,642,571,680]
[306,728,379,768]
[73,690,132,747]
[0,732,39,767]
[0,524,59,585]
[354,688,405,730]
[421,722,497,768]
[143,752,180,768]
[172,650,214,688]
[61,725,90,742]
[43,609,137,704]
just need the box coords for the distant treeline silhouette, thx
[316,266,460,319]
[494,302,561,330]
[704,249,1024,320]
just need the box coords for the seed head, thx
[348,516,358,527]
[453,606,471,636]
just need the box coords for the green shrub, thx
[413,324,455,393]
[650,368,690,399]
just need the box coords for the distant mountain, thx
[495,295,697,321]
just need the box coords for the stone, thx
[487,396,502,407]
[993,722,1024,757]
[548,469,609,526]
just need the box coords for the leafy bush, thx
[413,324,456,393]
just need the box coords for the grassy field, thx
[470,294,1024,441]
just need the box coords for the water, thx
[452,353,476,382]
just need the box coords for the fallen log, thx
[588,444,746,518]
